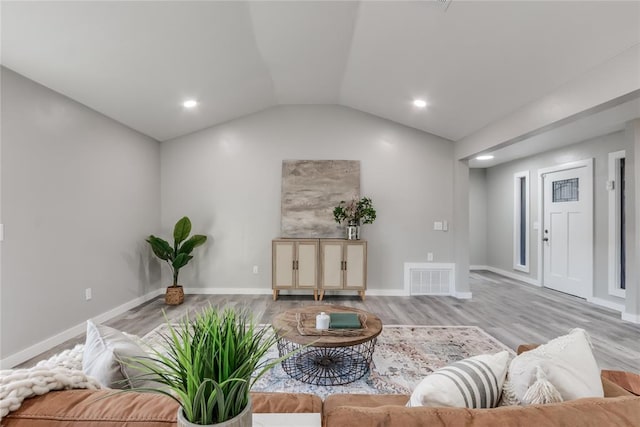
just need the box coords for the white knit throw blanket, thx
[0,344,101,418]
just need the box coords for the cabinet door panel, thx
[273,241,295,288]
[297,241,318,288]
[321,242,343,289]
[345,242,366,289]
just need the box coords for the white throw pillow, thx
[506,328,603,404]
[82,320,155,389]
[408,351,510,408]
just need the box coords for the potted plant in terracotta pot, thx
[333,196,376,240]
[131,306,288,427]
[146,216,207,305]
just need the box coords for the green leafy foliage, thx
[146,216,207,286]
[173,217,192,245]
[147,236,173,261]
[172,253,193,271]
[333,196,377,225]
[179,235,207,256]
[130,307,291,425]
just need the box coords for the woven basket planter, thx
[165,286,185,305]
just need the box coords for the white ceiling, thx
[468,97,640,168]
[2,1,640,144]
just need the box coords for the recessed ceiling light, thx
[182,99,198,109]
[413,99,428,108]
[475,155,494,161]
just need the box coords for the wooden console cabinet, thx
[272,238,367,301]
[319,239,367,301]
[272,239,319,301]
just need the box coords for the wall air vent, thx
[404,263,455,296]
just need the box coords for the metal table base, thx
[277,337,377,386]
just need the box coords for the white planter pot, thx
[177,399,252,427]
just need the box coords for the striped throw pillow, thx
[408,351,510,409]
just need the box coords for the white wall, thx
[625,119,640,321]
[0,68,162,360]
[469,168,487,266]
[483,131,627,304]
[161,105,455,292]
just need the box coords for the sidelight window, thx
[513,171,529,272]
[608,151,626,297]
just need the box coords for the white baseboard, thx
[93,288,164,323]
[482,266,541,287]
[454,291,473,299]
[621,312,640,324]
[586,297,625,313]
[470,265,490,270]
[183,287,272,295]
[367,289,408,296]
[0,288,164,369]
[184,287,408,297]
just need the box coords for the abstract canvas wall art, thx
[281,160,360,238]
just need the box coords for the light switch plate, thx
[434,221,443,231]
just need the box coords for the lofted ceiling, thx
[2,1,640,144]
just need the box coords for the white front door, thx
[542,165,592,298]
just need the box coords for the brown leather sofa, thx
[2,391,322,426]
[321,344,640,426]
[322,377,639,427]
[4,344,640,426]
[5,376,638,427]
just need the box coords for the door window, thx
[552,178,579,202]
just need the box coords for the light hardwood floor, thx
[19,271,640,372]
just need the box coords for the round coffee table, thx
[272,305,383,386]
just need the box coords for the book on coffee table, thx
[329,312,361,329]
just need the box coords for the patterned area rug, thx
[143,325,513,399]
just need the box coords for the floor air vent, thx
[404,263,455,296]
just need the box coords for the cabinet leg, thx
[313,290,318,301]
[359,291,365,301]
[320,290,325,301]
[273,290,279,301]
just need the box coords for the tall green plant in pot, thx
[147,216,207,305]
[132,307,288,427]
